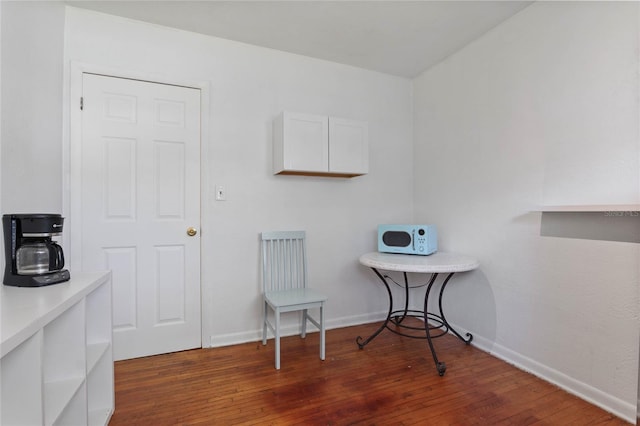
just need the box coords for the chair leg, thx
[262,300,268,346]
[275,308,281,370]
[320,304,325,361]
[301,309,308,338]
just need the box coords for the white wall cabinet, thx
[273,111,369,177]
[1,272,113,426]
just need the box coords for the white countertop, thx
[359,252,480,273]
[1,271,111,357]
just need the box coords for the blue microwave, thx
[378,224,437,255]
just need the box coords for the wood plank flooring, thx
[110,321,629,425]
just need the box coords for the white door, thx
[80,73,201,360]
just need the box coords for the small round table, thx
[357,251,480,376]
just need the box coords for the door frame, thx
[63,62,213,348]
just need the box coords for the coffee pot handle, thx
[49,243,65,270]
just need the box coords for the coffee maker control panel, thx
[31,270,70,286]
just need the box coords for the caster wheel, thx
[437,362,446,376]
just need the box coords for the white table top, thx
[359,252,480,273]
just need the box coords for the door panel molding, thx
[65,62,212,358]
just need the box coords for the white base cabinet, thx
[1,272,113,426]
[273,111,369,177]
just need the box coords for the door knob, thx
[187,227,197,237]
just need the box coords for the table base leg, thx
[437,273,473,345]
[357,268,474,376]
[356,268,394,349]
[424,272,446,375]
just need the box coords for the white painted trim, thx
[208,307,636,422]
[448,322,636,423]
[209,311,387,348]
[63,61,212,349]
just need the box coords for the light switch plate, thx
[215,185,226,201]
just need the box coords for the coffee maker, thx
[3,214,71,287]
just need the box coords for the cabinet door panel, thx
[283,112,328,172]
[328,117,368,174]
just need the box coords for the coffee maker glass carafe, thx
[16,241,65,275]
[2,214,71,287]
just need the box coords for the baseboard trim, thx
[451,323,636,423]
[208,311,387,348]
[208,316,635,423]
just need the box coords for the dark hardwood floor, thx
[110,321,629,425]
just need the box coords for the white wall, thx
[0,0,65,283]
[0,0,3,281]
[0,1,65,213]
[63,7,414,345]
[4,1,640,421]
[413,1,640,421]
[1,2,3,276]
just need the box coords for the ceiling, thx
[66,1,533,78]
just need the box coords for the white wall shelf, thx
[0,271,113,426]
[537,204,640,243]
[537,204,640,212]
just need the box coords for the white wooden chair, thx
[261,231,327,370]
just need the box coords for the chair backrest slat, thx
[261,231,307,293]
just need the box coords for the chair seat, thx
[265,288,327,308]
